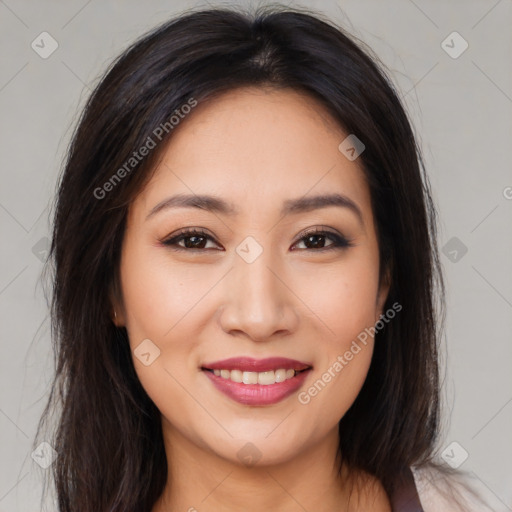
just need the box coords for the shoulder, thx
[411,463,495,512]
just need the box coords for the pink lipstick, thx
[201,357,312,406]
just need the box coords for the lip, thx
[201,357,312,406]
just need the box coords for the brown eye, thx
[161,227,353,252]
[292,228,353,251]
[161,229,220,251]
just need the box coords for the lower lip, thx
[203,369,311,406]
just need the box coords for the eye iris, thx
[304,234,327,249]
[184,235,206,249]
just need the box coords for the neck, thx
[151,419,387,512]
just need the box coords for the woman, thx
[35,5,492,511]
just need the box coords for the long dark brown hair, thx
[35,5,445,511]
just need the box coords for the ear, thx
[375,264,391,323]
[109,279,125,327]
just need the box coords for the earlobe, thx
[375,266,391,323]
[109,280,124,326]
[111,305,126,327]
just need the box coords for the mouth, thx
[201,357,312,405]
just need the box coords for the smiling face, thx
[114,86,389,467]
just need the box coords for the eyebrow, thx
[146,192,364,225]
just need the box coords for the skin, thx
[113,87,391,511]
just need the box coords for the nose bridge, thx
[219,236,296,340]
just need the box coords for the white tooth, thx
[211,368,299,384]
[242,371,258,384]
[230,369,243,383]
[258,370,275,385]
[274,369,287,383]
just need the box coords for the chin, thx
[200,423,315,468]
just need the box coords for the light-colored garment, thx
[410,465,497,512]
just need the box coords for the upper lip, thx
[201,357,312,372]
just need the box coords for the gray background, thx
[1,0,511,510]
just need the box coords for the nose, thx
[218,244,299,342]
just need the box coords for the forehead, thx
[135,87,371,219]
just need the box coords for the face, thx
[115,87,389,466]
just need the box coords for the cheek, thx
[118,242,199,388]
[292,250,381,341]
[292,252,379,419]
[119,240,210,342]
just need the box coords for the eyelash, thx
[160,227,354,252]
